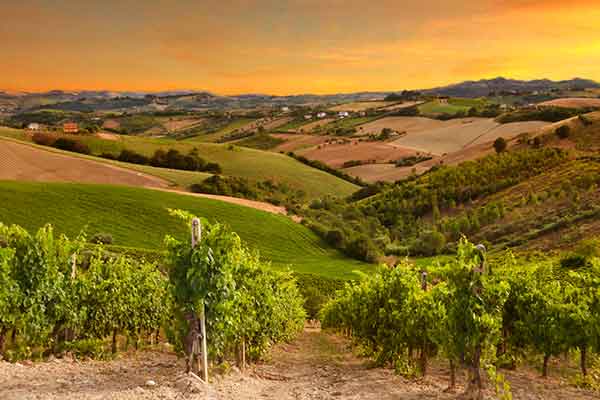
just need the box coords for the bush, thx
[32,132,56,146]
[117,149,149,164]
[53,138,91,155]
[493,137,507,153]
[412,230,446,256]
[89,233,113,245]
[555,125,571,139]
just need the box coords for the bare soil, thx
[0,138,168,188]
[538,98,600,109]
[1,328,596,400]
[0,138,299,220]
[297,140,417,168]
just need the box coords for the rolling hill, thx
[0,181,374,279]
[0,128,360,199]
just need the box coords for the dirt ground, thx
[297,140,417,168]
[0,138,168,188]
[538,98,600,108]
[1,328,597,400]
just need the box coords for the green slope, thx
[0,181,374,279]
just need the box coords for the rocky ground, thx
[1,327,598,399]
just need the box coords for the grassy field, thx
[185,118,256,142]
[418,100,471,116]
[0,181,374,279]
[0,127,359,198]
[274,119,313,132]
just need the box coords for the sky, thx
[1,0,600,95]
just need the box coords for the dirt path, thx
[2,328,596,400]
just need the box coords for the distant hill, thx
[2,77,600,113]
[422,77,600,98]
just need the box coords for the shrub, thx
[89,233,113,245]
[555,125,571,139]
[493,137,507,153]
[32,132,56,146]
[412,230,446,256]
[117,149,149,164]
[53,138,91,154]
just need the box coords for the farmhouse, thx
[281,106,290,112]
[27,123,41,131]
[304,114,313,120]
[437,96,449,104]
[338,111,349,118]
[63,122,79,134]
[317,112,327,118]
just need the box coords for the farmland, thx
[538,97,600,109]
[328,101,396,112]
[0,181,374,279]
[0,129,359,198]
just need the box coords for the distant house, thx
[316,112,327,118]
[63,122,79,134]
[27,123,40,131]
[304,114,313,120]
[437,96,450,104]
[338,111,349,118]
[281,106,290,112]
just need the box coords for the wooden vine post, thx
[191,218,209,383]
[465,244,487,400]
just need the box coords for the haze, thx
[2,0,600,94]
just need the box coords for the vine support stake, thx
[191,218,209,383]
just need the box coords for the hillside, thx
[0,128,359,199]
[0,181,374,279]
[422,77,600,98]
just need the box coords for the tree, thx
[493,137,507,153]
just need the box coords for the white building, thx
[304,114,313,120]
[281,106,290,112]
[27,123,40,131]
[317,112,327,118]
[338,111,349,118]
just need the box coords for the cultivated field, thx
[290,118,335,133]
[538,97,600,109]
[390,119,548,155]
[0,138,167,188]
[0,130,359,199]
[356,116,475,136]
[328,101,395,112]
[297,140,417,168]
[2,327,596,400]
[0,181,373,278]
[272,133,331,152]
[160,117,205,132]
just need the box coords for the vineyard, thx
[0,211,305,376]
[322,240,600,399]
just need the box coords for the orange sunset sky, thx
[1,0,600,95]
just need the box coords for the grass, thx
[418,101,471,116]
[0,181,375,279]
[185,118,255,142]
[325,116,379,131]
[275,119,313,132]
[0,128,359,199]
[236,133,284,150]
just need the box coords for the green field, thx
[418,100,471,116]
[185,118,256,142]
[0,128,359,199]
[274,119,313,132]
[0,181,374,279]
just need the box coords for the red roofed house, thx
[63,122,79,134]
